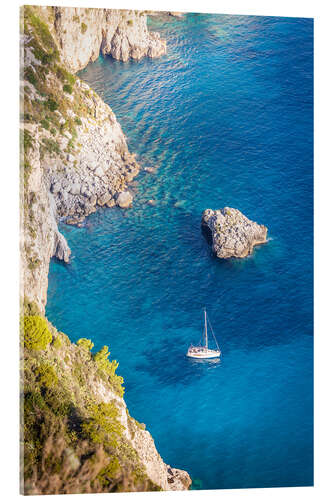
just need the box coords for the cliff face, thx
[22,320,191,494]
[21,6,190,493]
[53,7,166,72]
[21,5,161,311]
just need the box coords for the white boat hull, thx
[187,309,221,359]
[186,348,221,359]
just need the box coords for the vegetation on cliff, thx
[21,300,160,494]
[20,6,191,493]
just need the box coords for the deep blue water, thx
[46,13,313,490]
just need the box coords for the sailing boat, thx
[186,308,221,359]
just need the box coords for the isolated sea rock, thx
[116,191,133,208]
[202,207,268,259]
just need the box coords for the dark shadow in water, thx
[135,336,221,387]
[50,256,71,269]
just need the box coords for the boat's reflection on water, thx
[186,356,221,366]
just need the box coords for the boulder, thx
[70,183,81,195]
[116,191,133,208]
[202,207,268,259]
[97,192,112,206]
[95,166,105,177]
[106,198,116,208]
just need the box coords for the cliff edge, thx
[20,5,190,493]
[22,312,191,494]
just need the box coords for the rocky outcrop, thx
[47,78,140,226]
[52,7,167,73]
[202,207,268,258]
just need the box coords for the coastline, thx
[20,5,191,493]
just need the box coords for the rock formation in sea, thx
[202,207,268,258]
[20,6,190,493]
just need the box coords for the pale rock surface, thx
[90,370,191,491]
[202,207,268,258]
[53,7,167,73]
[116,191,133,208]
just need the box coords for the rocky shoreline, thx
[202,207,268,259]
[21,6,190,493]
[21,6,167,312]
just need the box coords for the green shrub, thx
[97,457,120,486]
[24,6,59,61]
[77,338,94,351]
[72,362,85,385]
[40,118,50,130]
[74,117,82,126]
[41,137,61,156]
[56,65,76,86]
[28,257,41,271]
[94,346,124,396]
[82,402,123,446]
[63,84,73,94]
[24,67,37,86]
[94,346,115,372]
[22,130,34,153]
[35,362,58,388]
[127,19,133,26]
[23,315,52,350]
[45,97,58,111]
[52,336,62,350]
[81,22,87,34]
[73,15,80,23]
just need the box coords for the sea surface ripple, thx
[46,13,313,489]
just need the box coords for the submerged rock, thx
[116,191,133,208]
[144,166,157,174]
[202,207,268,259]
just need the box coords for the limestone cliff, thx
[21,4,164,311]
[20,5,190,493]
[52,7,166,72]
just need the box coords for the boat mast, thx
[204,308,208,349]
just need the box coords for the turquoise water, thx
[46,13,313,489]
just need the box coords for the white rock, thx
[116,191,133,208]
